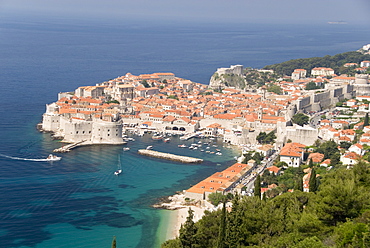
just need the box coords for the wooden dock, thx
[138,150,203,163]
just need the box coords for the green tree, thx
[161,239,182,248]
[316,140,339,160]
[294,175,303,191]
[179,208,198,248]
[334,221,369,248]
[216,202,227,248]
[293,236,325,248]
[339,141,352,149]
[254,175,261,199]
[316,169,369,225]
[141,79,150,88]
[308,158,314,168]
[292,113,309,126]
[208,192,227,206]
[305,82,321,90]
[364,113,369,127]
[309,168,317,192]
[267,84,283,94]
[111,236,116,248]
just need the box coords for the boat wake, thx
[0,153,60,162]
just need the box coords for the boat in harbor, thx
[114,157,122,176]
[152,135,163,140]
[46,154,62,161]
[178,144,187,148]
[146,145,153,150]
[123,147,130,151]
[163,138,171,143]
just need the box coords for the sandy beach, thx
[165,205,206,240]
[160,193,217,241]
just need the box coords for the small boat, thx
[178,144,187,148]
[46,154,62,161]
[146,145,153,150]
[114,156,122,176]
[163,138,171,143]
[123,147,130,151]
[152,135,163,140]
[216,152,222,156]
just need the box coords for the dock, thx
[53,140,87,153]
[180,133,197,140]
[138,150,203,163]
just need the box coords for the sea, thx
[0,15,370,248]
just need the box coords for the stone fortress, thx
[41,62,370,148]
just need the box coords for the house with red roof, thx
[340,152,361,166]
[279,142,305,167]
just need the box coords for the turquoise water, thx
[1,15,370,247]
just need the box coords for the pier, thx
[53,140,87,153]
[179,133,197,140]
[138,150,203,163]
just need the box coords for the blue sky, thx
[1,0,370,25]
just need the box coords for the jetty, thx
[53,140,87,153]
[138,150,203,163]
[180,133,197,140]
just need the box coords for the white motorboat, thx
[123,147,130,151]
[114,156,122,175]
[146,145,153,150]
[46,154,62,161]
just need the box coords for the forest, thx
[162,160,370,247]
[263,51,370,76]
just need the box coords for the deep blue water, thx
[0,16,370,247]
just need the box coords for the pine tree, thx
[226,194,243,247]
[179,208,198,248]
[294,175,303,191]
[254,175,261,199]
[217,201,227,248]
[111,236,116,248]
[364,113,369,127]
[309,158,314,168]
[309,168,317,192]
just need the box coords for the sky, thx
[1,0,370,25]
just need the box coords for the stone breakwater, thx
[138,150,203,163]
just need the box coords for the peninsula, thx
[39,48,370,247]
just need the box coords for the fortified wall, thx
[295,84,353,113]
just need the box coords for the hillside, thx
[162,161,370,247]
[263,51,370,76]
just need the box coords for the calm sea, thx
[0,16,369,247]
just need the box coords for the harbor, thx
[138,149,203,163]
